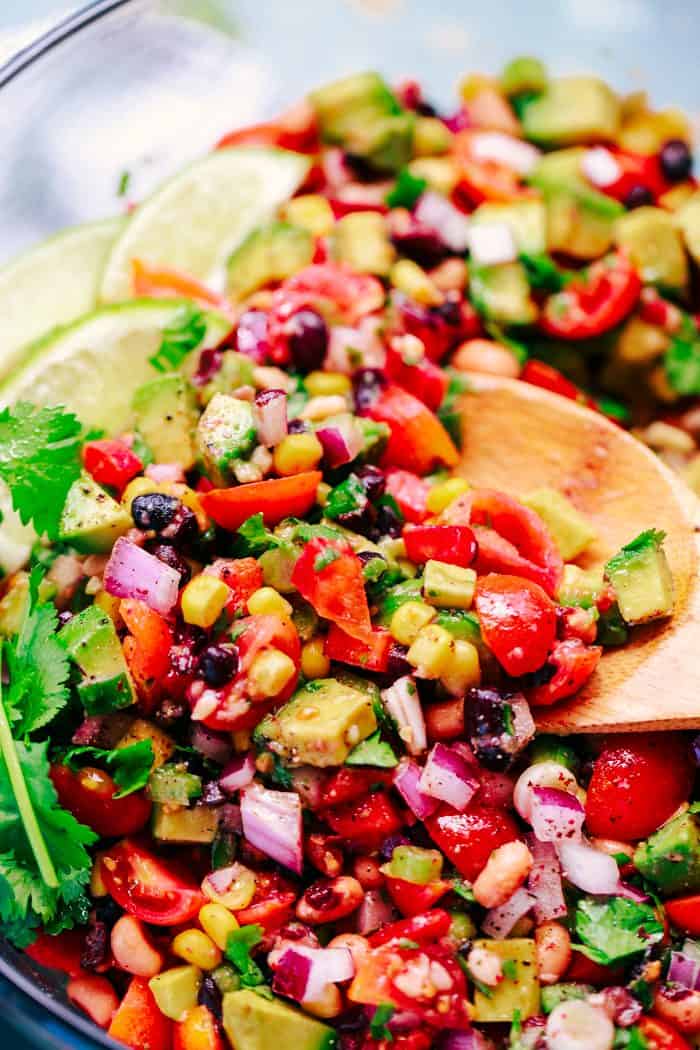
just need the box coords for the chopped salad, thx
[1,55,700,1050]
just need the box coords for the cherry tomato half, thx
[100,839,205,926]
[474,573,557,676]
[292,537,372,640]
[234,871,297,932]
[540,250,641,341]
[425,803,521,882]
[666,895,700,937]
[51,764,151,839]
[403,525,478,569]
[363,383,459,475]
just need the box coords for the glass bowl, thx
[0,0,697,1044]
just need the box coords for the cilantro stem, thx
[0,657,58,888]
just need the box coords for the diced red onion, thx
[419,744,480,812]
[240,783,303,874]
[322,148,354,189]
[526,835,567,922]
[356,889,395,935]
[381,675,426,755]
[273,944,355,1003]
[668,950,700,992]
[272,946,311,1002]
[393,758,439,819]
[145,462,186,484]
[469,131,541,175]
[191,723,233,765]
[581,146,622,188]
[529,786,585,843]
[438,1030,494,1050]
[385,1009,424,1033]
[556,839,621,895]
[220,803,242,832]
[255,389,288,447]
[481,886,536,939]
[104,537,181,615]
[442,108,471,134]
[219,752,256,794]
[467,222,518,266]
[316,415,365,469]
[514,762,580,823]
[414,192,471,253]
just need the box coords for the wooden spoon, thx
[456,373,700,735]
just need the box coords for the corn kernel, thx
[121,475,157,510]
[172,929,222,971]
[300,395,349,421]
[181,574,230,628]
[199,903,240,951]
[316,481,332,507]
[305,371,352,398]
[301,636,331,679]
[408,157,459,197]
[390,600,436,646]
[441,639,481,695]
[273,433,324,476]
[247,586,293,618]
[94,589,122,624]
[90,854,108,897]
[248,647,297,697]
[407,624,454,678]
[149,966,201,1021]
[426,477,470,514]
[390,259,443,306]
[283,194,335,237]
[232,729,252,751]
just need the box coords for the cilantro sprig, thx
[61,740,154,798]
[226,924,266,987]
[574,896,663,966]
[149,305,206,373]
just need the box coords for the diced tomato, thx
[368,909,452,947]
[204,556,263,615]
[281,262,385,325]
[324,768,395,808]
[385,340,449,411]
[108,976,173,1050]
[234,871,297,932]
[26,929,86,977]
[325,622,393,672]
[201,472,322,530]
[51,764,151,838]
[587,147,670,205]
[453,129,532,204]
[474,573,557,676]
[540,250,641,341]
[403,524,477,568]
[363,383,459,475]
[425,697,465,742]
[216,100,318,153]
[384,875,451,917]
[666,895,700,937]
[558,606,598,645]
[324,792,404,851]
[131,258,236,318]
[565,951,624,987]
[426,803,521,882]
[398,297,481,363]
[520,359,584,402]
[174,1005,225,1050]
[68,974,119,1029]
[83,439,143,491]
[100,839,205,926]
[585,734,695,841]
[121,598,174,682]
[528,638,602,706]
[638,1017,692,1050]
[384,469,430,524]
[292,537,372,641]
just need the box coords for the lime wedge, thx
[0,483,37,576]
[100,147,311,302]
[0,217,124,382]
[0,299,231,432]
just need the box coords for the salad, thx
[0,55,698,1050]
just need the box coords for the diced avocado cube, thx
[614,315,670,366]
[471,938,540,1022]
[223,989,336,1050]
[413,116,452,157]
[132,374,197,469]
[634,809,700,895]
[256,678,377,767]
[522,488,597,561]
[501,56,548,98]
[471,200,547,256]
[196,392,257,485]
[604,529,674,625]
[615,206,688,293]
[676,191,700,265]
[59,605,136,713]
[116,718,176,768]
[152,803,219,843]
[332,212,395,277]
[521,76,620,146]
[470,262,537,325]
[541,982,594,1014]
[148,763,202,804]
[557,564,604,608]
[408,157,459,197]
[59,473,132,554]
[423,560,477,609]
[227,221,314,301]
[150,966,201,1022]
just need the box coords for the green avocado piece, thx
[152,803,219,844]
[256,678,377,767]
[332,211,395,276]
[522,487,597,560]
[604,529,674,625]
[227,221,314,301]
[196,392,257,485]
[147,763,202,805]
[521,76,620,146]
[471,199,547,256]
[675,191,700,264]
[471,939,540,1022]
[615,206,689,293]
[557,564,604,609]
[223,989,336,1050]
[59,604,136,713]
[470,261,537,325]
[132,373,198,470]
[59,473,132,554]
[422,559,476,610]
[540,982,595,1014]
[634,809,700,895]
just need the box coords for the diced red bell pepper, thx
[384,875,451,917]
[586,146,670,205]
[234,871,297,932]
[324,792,404,851]
[425,803,521,882]
[474,573,557,677]
[425,697,465,742]
[385,340,450,411]
[324,768,395,807]
[292,537,372,641]
[108,976,173,1050]
[403,524,477,568]
[120,598,174,682]
[369,908,452,947]
[453,129,533,205]
[520,360,584,402]
[528,638,602,706]
[201,472,322,530]
[384,469,430,524]
[363,383,459,475]
[666,895,700,937]
[325,622,393,672]
[83,439,143,491]
[540,250,641,341]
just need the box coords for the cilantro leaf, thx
[236,513,282,556]
[0,403,84,539]
[502,958,518,980]
[149,306,206,373]
[614,1027,648,1050]
[268,753,293,789]
[346,730,398,769]
[574,896,663,966]
[665,333,700,396]
[226,924,266,987]
[385,168,427,210]
[369,1003,395,1042]
[61,740,154,798]
[520,252,569,292]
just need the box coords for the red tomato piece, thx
[540,250,641,340]
[216,100,318,153]
[384,469,430,524]
[585,734,694,841]
[324,792,404,851]
[368,909,452,947]
[324,769,395,808]
[234,871,297,932]
[425,697,465,742]
[666,895,700,937]
[588,147,670,205]
[528,638,602,706]
[283,262,385,324]
[403,524,477,568]
[520,359,583,402]
[174,1005,225,1050]
[26,930,86,977]
[204,557,263,615]
[292,537,372,641]
[325,622,393,673]
[474,573,557,676]
[363,383,459,475]
[384,875,451,917]
[131,258,236,318]
[68,974,119,1029]
[83,439,143,491]
[565,951,624,987]
[385,341,449,411]
[51,764,151,838]
[426,803,521,882]
[108,976,173,1050]
[453,130,532,204]
[121,598,174,682]
[201,472,322,530]
[100,839,205,926]
[639,1017,692,1050]
[398,296,481,363]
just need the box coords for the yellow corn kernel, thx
[247,586,293,618]
[90,854,108,897]
[283,194,335,237]
[199,903,240,951]
[94,589,122,624]
[426,477,470,515]
[390,600,436,646]
[441,639,481,695]
[390,259,443,306]
[407,624,454,678]
[316,481,332,507]
[202,864,257,910]
[459,73,496,103]
[305,371,352,398]
[232,730,252,751]
[301,636,331,679]
[149,966,201,1022]
[121,475,157,510]
[273,433,324,476]
[172,929,222,971]
[181,575,230,628]
[248,647,297,698]
[408,157,459,197]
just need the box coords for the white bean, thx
[513,761,582,822]
[535,922,571,985]
[546,1000,615,1050]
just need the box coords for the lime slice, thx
[0,299,231,432]
[100,147,311,302]
[0,217,124,382]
